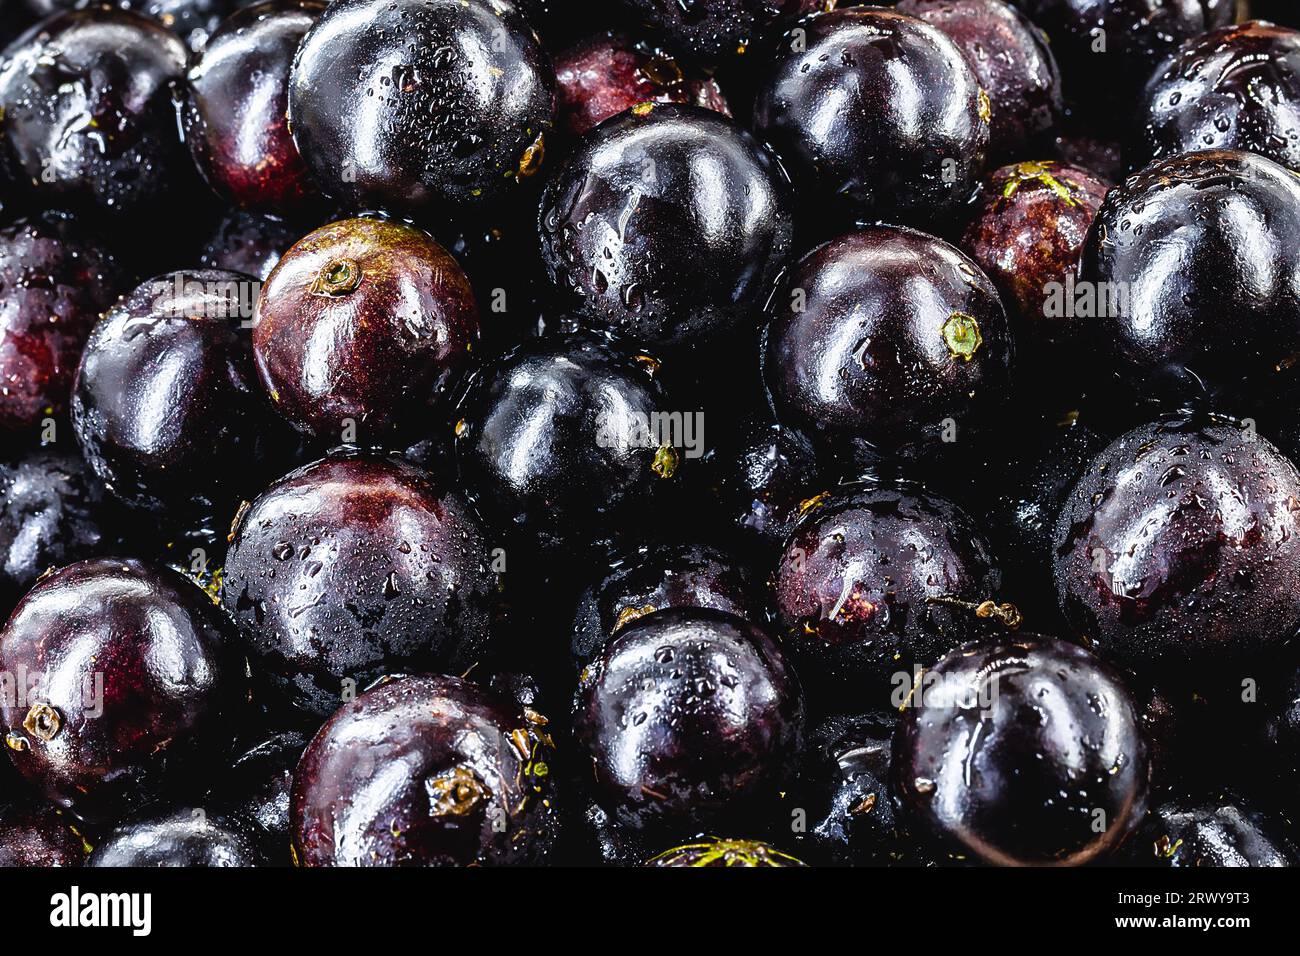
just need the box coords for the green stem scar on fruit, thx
[311,258,362,297]
[942,312,983,361]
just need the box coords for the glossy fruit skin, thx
[221,452,501,717]
[555,32,730,142]
[539,104,794,349]
[774,483,1003,710]
[0,216,122,432]
[622,0,826,63]
[205,729,310,857]
[199,210,300,281]
[570,542,763,671]
[253,218,479,444]
[287,0,555,217]
[455,335,678,556]
[1122,793,1297,867]
[572,607,805,836]
[71,269,285,517]
[22,0,238,52]
[0,800,90,867]
[764,227,1013,468]
[960,161,1109,378]
[0,558,236,823]
[88,809,270,866]
[644,838,806,866]
[897,0,1063,161]
[1079,150,1300,408]
[1134,22,1300,175]
[892,635,1151,866]
[0,9,191,219]
[753,8,990,231]
[291,674,559,866]
[182,0,324,213]
[1053,418,1300,675]
[0,448,110,610]
[1014,0,1237,116]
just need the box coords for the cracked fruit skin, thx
[287,0,555,216]
[897,0,1063,162]
[892,635,1150,866]
[454,334,676,557]
[764,226,1012,468]
[182,0,325,214]
[252,218,479,444]
[1052,418,1300,676]
[88,809,272,867]
[0,558,236,824]
[1134,21,1300,176]
[539,104,794,350]
[0,8,192,219]
[1079,149,1300,409]
[71,270,287,518]
[221,451,501,718]
[753,7,989,231]
[572,607,805,838]
[774,483,1003,711]
[0,216,122,432]
[291,674,559,866]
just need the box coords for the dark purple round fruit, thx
[774,483,1006,709]
[1134,21,1300,174]
[71,269,287,517]
[1079,149,1300,407]
[221,452,501,716]
[21,0,238,52]
[0,216,122,432]
[0,799,90,867]
[554,32,730,141]
[291,674,559,866]
[252,218,480,444]
[621,0,825,63]
[199,210,300,281]
[571,541,763,670]
[0,8,192,219]
[897,0,1063,160]
[960,161,1109,374]
[644,838,805,866]
[572,607,805,836]
[182,0,324,213]
[205,729,309,854]
[539,104,794,349]
[1014,0,1237,117]
[1122,793,1297,867]
[1053,417,1300,675]
[88,809,270,866]
[454,335,680,556]
[753,7,990,231]
[892,635,1151,865]
[0,448,109,609]
[287,0,555,216]
[764,227,1013,468]
[0,558,236,823]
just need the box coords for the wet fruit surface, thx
[0,8,192,219]
[774,483,1005,710]
[1052,417,1300,675]
[0,216,122,431]
[539,104,794,349]
[1078,149,1300,408]
[0,799,91,866]
[183,0,324,213]
[287,0,555,216]
[0,558,235,823]
[622,0,826,63]
[291,674,559,866]
[1122,793,1296,867]
[253,218,480,444]
[88,809,271,866]
[892,635,1150,865]
[221,451,501,716]
[753,7,990,230]
[1134,21,1300,175]
[199,210,300,281]
[573,607,804,837]
[764,227,1013,468]
[71,269,286,517]
[897,0,1063,161]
